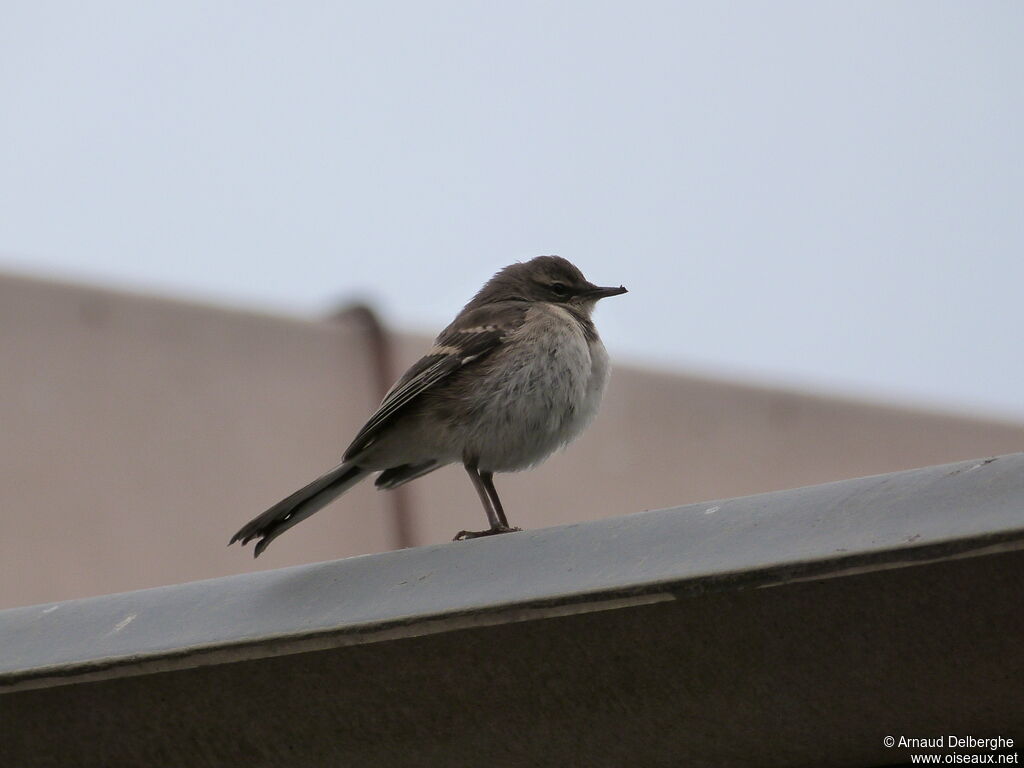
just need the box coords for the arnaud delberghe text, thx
[898,736,1014,751]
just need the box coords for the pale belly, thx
[465,316,610,473]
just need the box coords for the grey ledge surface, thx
[3,452,1024,693]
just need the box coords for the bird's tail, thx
[229,462,368,557]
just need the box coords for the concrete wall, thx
[1,275,394,607]
[3,271,1023,607]
[396,333,1024,545]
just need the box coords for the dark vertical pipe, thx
[331,304,416,549]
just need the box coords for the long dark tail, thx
[229,462,368,557]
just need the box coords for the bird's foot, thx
[452,524,522,541]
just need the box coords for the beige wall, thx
[3,272,1023,608]
[1,275,394,607]
[394,334,1024,544]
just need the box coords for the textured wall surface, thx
[393,333,1024,546]
[0,275,393,607]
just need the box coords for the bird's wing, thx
[343,302,527,461]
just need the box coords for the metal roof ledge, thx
[3,453,1024,766]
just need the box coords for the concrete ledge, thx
[2,454,1023,766]
[3,453,1024,693]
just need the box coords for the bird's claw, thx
[452,525,522,541]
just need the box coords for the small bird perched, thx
[230,255,627,556]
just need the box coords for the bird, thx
[230,255,627,556]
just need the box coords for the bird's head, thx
[472,255,627,315]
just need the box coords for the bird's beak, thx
[586,284,628,299]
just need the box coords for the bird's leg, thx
[453,463,521,541]
[481,471,521,532]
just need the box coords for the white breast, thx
[468,304,611,473]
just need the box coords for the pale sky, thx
[2,2,1022,418]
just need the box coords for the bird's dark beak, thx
[586,284,628,299]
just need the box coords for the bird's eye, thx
[550,282,570,298]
